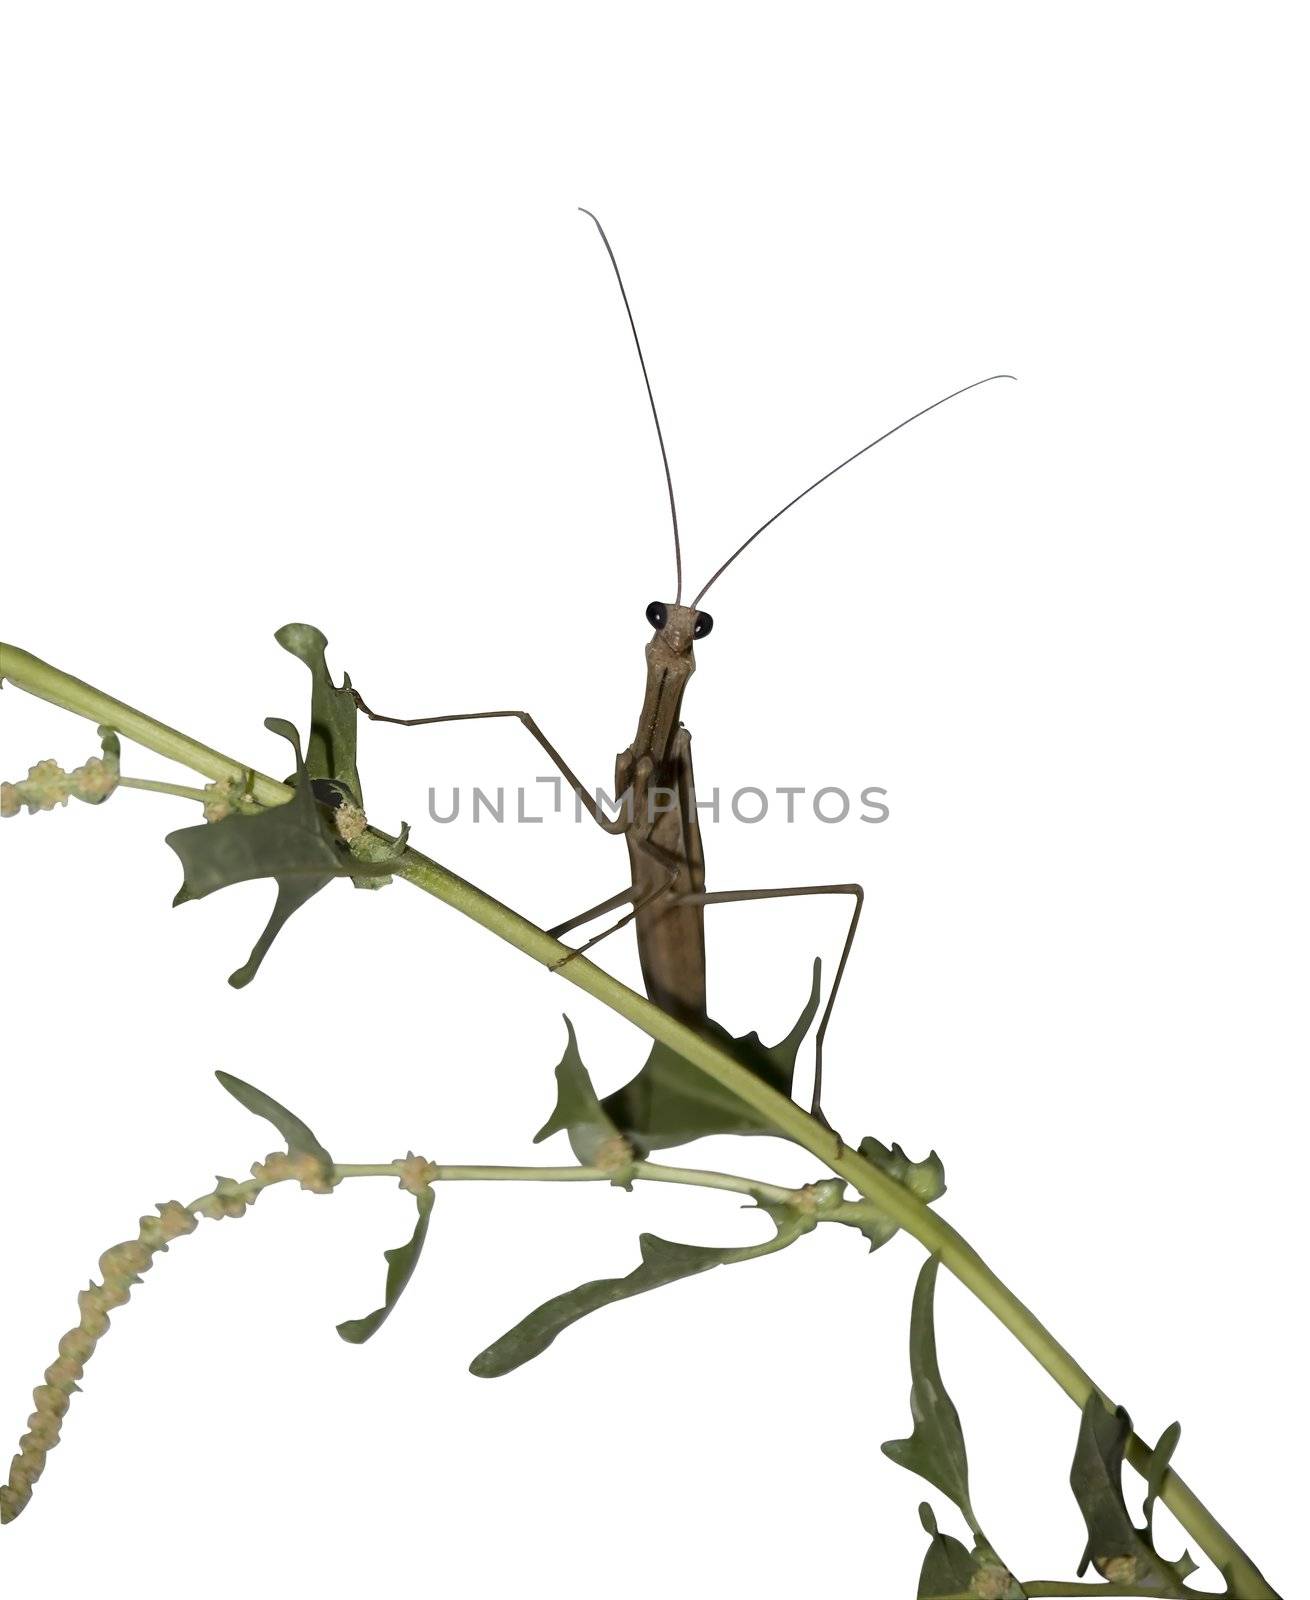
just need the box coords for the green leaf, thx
[1143,1420,1180,1535]
[167,718,385,986]
[214,1070,334,1170]
[1140,1422,1198,1582]
[337,1187,435,1344]
[470,1208,811,1378]
[276,624,398,893]
[884,1257,980,1538]
[535,1018,633,1180]
[916,1504,983,1598]
[600,958,822,1151]
[275,623,362,804]
[1069,1398,1192,1594]
[853,1137,947,1251]
[913,1506,1023,1600]
[95,723,122,784]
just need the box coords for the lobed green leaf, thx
[470,1209,810,1378]
[1143,1419,1181,1537]
[884,1257,979,1536]
[214,1070,334,1170]
[600,958,822,1150]
[337,1187,436,1344]
[1069,1398,1192,1594]
[535,1017,631,1179]
[853,1137,946,1252]
[167,717,386,986]
[913,1505,1024,1600]
[275,623,363,804]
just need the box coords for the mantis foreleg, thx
[351,689,627,835]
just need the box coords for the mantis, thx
[351,211,1013,1149]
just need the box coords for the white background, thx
[1,6,1306,1597]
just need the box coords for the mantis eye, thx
[693,611,714,639]
[645,601,668,630]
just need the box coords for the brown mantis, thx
[351,211,1012,1148]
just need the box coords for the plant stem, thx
[1,644,288,807]
[1023,1586,1224,1599]
[331,1159,798,1206]
[0,639,1280,1597]
[118,775,214,803]
[1,1148,833,1524]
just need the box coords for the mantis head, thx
[644,601,713,656]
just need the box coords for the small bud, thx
[44,1355,83,1388]
[3,743,124,817]
[195,1176,256,1219]
[971,1564,1014,1598]
[789,1179,845,1217]
[3,759,71,814]
[202,777,239,822]
[1099,1555,1138,1585]
[76,1290,111,1335]
[69,755,118,803]
[57,1329,94,1364]
[252,1151,290,1184]
[591,1135,636,1180]
[396,1153,439,1196]
[251,1151,334,1193]
[156,1201,199,1242]
[98,1241,152,1280]
[334,800,368,842]
[31,1385,72,1422]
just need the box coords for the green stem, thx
[636,1161,795,1203]
[1,644,288,807]
[330,1159,798,1206]
[1023,1587,1223,1599]
[190,1158,804,1209]
[0,639,1279,1598]
[118,775,214,804]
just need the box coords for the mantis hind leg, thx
[673,882,864,1125]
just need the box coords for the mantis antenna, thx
[692,372,1016,606]
[579,208,684,604]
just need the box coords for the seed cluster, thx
[0,1151,334,1525]
[1,752,118,818]
[0,1200,197,1524]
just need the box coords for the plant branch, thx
[117,775,216,803]
[329,1158,800,1206]
[2,1148,845,1523]
[0,639,1280,1596]
[1022,1586,1225,1599]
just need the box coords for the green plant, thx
[0,630,1282,1597]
